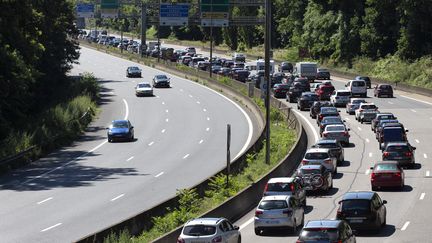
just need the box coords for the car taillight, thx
[320,125,324,129]
[395,172,401,177]
[359,109,363,112]
[290,183,295,192]
[296,240,304,243]
[344,131,349,136]
[383,152,390,157]
[255,210,263,217]
[332,240,343,243]
[319,114,323,120]
[212,236,223,243]
[371,172,376,181]
[263,183,268,192]
[336,207,344,218]
[302,159,308,165]
[177,238,185,243]
[324,158,332,164]
[405,152,412,157]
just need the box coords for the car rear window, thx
[380,85,392,89]
[183,225,216,236]
[341,199,370,211]
[321,107,337,113]
[321,86,335,92]
[337,91,351,96]
[301,169,322,175]
[258,200,288,210]
[303,94,319,99]
[383,129,404,141]
[316,143,337,149]
[138,83,151,88]
[266,182,292,192]
[323,117,342,123]
[353,81,365,87]
[362,105,377,109]
[375,164,399,171]
[386,145,410,152]
[277,84,290,89]
[326,125,345,131]
[305,152,329,160]
[299,228,338,241]
[378,115,394,120]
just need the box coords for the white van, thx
[345,80,367,97]
[294,62,318,82]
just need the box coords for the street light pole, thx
[264,0,271,164]
[140,2,147,58]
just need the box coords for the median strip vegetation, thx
[82,41,297,243]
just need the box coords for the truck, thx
[294,62,318,82]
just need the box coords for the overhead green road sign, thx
[200,0,229,27]
[201,0,229,12]
[101,0,119,9]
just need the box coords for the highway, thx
[161,42,432,242]
[0,46,258,242]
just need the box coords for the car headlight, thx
[108,130,113,135]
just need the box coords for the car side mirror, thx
[130,126,134,129]
[370,166,374,170]
[413,147,417,150]
[233,225,239,230]
[106,127,109,130]
[347,128,351,131]
[338,110,341,112]
[383,200,387,204]
[405,129,409,132]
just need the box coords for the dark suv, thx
[312,139,344,164]
[310,101,333,119]
[371,113,397,132]
[297,92,319,110]
[380,126,408,150]
[336,191,387,232]
[374,84,394,98]
[382,142,416,168]
[297,220,356,242]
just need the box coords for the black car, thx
[312,139,344,164]
[271,72,285,87]
[379,126,408,150]
[337,191,387,232]
[382,142,416,168]
[272,84,291,98]
[298,220,356,243]
[126,66,142,78]
[374,83,394,98]
[371,113,397,132]
[232,69,250,82]
[310,101,333,119]
[319,116,345,136]
[218,67,231,76]
[153,74,171,88]
[107,120,134,142]
[297,92,319,110]
[286,82,303,103]
[279,62,293,73]
[294,77,311,92]
[375,119,399,138]
[296,164,333,192]
[377,122,407,143]
[355,76,372,88]
[317,107,340,126]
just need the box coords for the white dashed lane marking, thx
[426,171,430,177]
[401,221,410,231]
[420,193,426,200]
[411,109,417,113]
[415,139,420,143]
[111,194,124,202]
[206,128,210,131]
[148,141,154,146]
[189,94,193,98]
[162,102,165,105]
[155,172,164,178]
[165,118,169,122]
[183,154,190,159]
[203,108,207,112]
[161,129,166,133]
[207,117,210,121]
[37,197,53,205]
[357,127,362,131]
[369,152,373,157]
[126,156,134,162]
[41,223,62,232]
[388,101,394,104]
[365,169,371,175]
[424,154,428,159]
[197,101,201,104]
[199,139,204,144]
[366,138,370,143]
[165,109,169,113]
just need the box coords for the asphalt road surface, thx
[161,42,432,242]
[0,46,257,242]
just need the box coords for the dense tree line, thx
[101,0,431,63]
[0,1,79,142]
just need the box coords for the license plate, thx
[381,174,391,178]
[191,241,205,243]
[394,157,402,159]
[350,219,363,223]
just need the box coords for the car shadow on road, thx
[304,205,314,214]
[338,160,351,167]
[333,172,344,179]
[409,163,422,170]
[344,143,356,148]
[355,224,396,237]
[0,150,147,191]
[259,228,300,237]
[376,185,413,193]
[307,187,339,197]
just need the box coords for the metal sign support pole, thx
[226,124,231,188]
[140,2,147,58]
[264,0,271,164]
[209,25,213,77]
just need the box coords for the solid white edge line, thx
[207,117,210,121]
[166,118,169,122]
[165,109,169,113]
[206,127,210,131]
[37,197,53,205]
[41,223,62,232]
[292,110,319,142]
[401,221,410,231]
[155,172,164,178]
[111,194,125,201]
[83,46,255,164]
[126,156,134,162]
[183,154,190,159]
[239,217,254,231]
[411,109,417,113]
[357,126,362,131]
[400,95,432,106]
[420,193,426,200]
[122,99,129,120]
[203,108,207,112]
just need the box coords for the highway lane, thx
[157,41,432,242]
[0,46,258,242]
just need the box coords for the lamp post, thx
[264,0,271,164]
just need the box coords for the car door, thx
[219,220,236,243]
[225,220,239,243]
[295,182,306,204]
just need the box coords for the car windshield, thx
[378,115,394,120]
[380,85,392,89]
[112,121,128,128]
[299,228,338,241]
[276,84,290,89]
[375,163,399,171]
[266,182,292,192]
[326,125,345,132]
[380,120,398,126]
[321,86,335,92]
[156,75,167,80]
[129,67,139,71]
[341,199,370,211]
[303,94,319,100]
[352,99,366,104]
[301,169,322,175]
[305,152,329,160]
[183,225,216,236]
[383,129,404,141]
[353,81,365,87]
[258,200,288,210]
[362,105,377,109]
[138,83,151,88]
[386,145,410,152]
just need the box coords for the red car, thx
[370,161,404,190]
[315,81,335,100]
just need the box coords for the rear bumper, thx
[254,217,295,228]
[372,179,403,187]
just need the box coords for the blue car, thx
[107,120,134,142]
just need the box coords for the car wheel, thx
[371,185,377,191]
[302,197,307,206]
[254,228,261,236]
[382,213,387,227]
[361,119,364,124]
[237,235,241,243]
[291,220,297,234]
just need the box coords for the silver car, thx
[263,177,307,206]
[345,98,366,114]
[330,90,351,107]
[178,218,241,243]
[355,103,378,121]
[135,82,153,96]
[302,148,338,174]
[322,124,350,146]
[254,195,305,235]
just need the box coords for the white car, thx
[177,218,241,243]
[330,90,351,107]
[135,82,153,96]
[302,148,338,175]
[345,79,367,97]
[322,124,350,145]
[355,103,379,123]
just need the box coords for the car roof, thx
[322,116,342,120]
[267,177,295,183]
[302,92,316,95]
[342,191,375,201]
[186,218,224,226]
[300,164,323,170]
[304,220,342,228]
[316,139,338,144]
[375,160,399,165]
[306,148,330,153]
[261,195,292,201]
[386,141,409,146]
[137,82,151,85]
